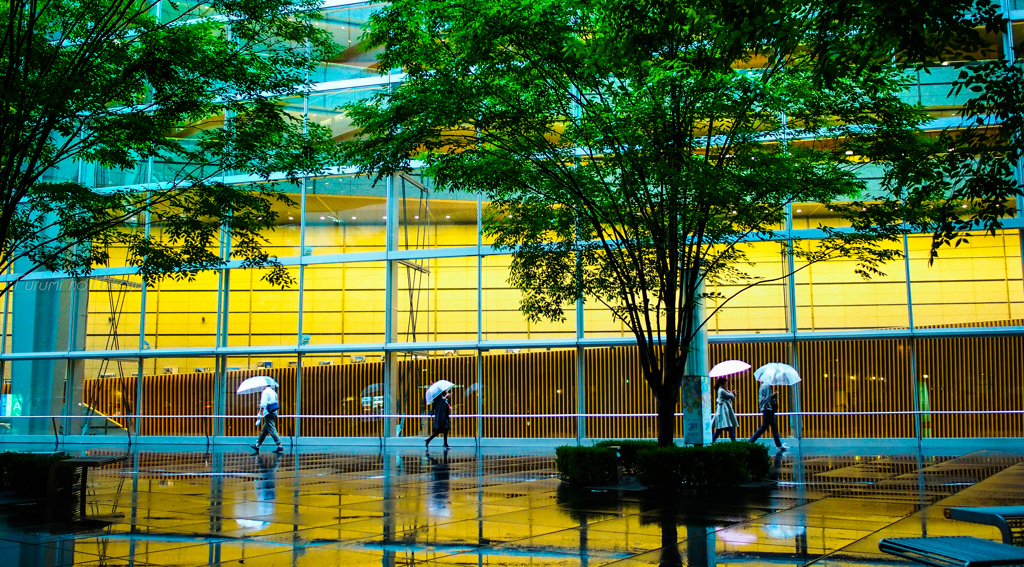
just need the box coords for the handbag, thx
[266,402,280,414]
[769,393,778,412]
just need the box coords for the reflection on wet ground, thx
[1,445,1023,566]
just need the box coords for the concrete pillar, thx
[681,283,711,445]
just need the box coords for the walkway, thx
[1,445,1022,566]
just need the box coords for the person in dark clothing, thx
[748,381,788,450]
[425,390,451,450]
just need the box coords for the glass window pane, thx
[302,262,386,345]
[396,256,478,343]
[795,239,909,331]
[225,356,297,439]
[708,242,789,333]
[85,275,144,351]
[482,255,575,341]
[909,230,1024,328]
[918,336,1024,438]
[138,358,216,436]
[305,175,386,254]
[227,267,300,348]
[482,347,576,438]
[300,352,385,437]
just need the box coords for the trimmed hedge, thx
[594,440,659,475]
[555,446,616,486]
[555,441,772,489]
[0,451,70,497]
[635,442,771,490]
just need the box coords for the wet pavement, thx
[1,445,1023,566]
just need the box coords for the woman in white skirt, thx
[712,376,739,442]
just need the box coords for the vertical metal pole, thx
[137,189,151,437]
[476,189,483,448]
[294,90,310,444]
[785,205,802,441]
[904,234,921,443]
[383,173,399,440]
[576,301,585,445]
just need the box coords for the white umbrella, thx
[709,359,751,378]
[754,363,802,386]
[425,379,455,404]
[237,375,279,395]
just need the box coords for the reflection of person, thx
[425,390,451,450]
[256,451,280,501]
[426,450,451,516]
[251,385,283,453]
[711,377,739,442]
[748,381,788,450]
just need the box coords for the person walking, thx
[749,380,788,450]
[425,390,452,450]
[711,377,739,442]
[251,384,283,453]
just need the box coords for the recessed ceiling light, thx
[320,216,325,220]
[288,216,293,220]
[414,215,419,219]
[351,216,357,220]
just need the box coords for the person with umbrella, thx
[425,387,452,450]
[749,363,797,451]
[249,381,283,454]
[711,376,739,442]
[709,360,749,443]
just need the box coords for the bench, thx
[47,455,128,518]
[945,507,1024,546]
[879,536,1024,567]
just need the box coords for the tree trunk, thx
[656,386,677,447]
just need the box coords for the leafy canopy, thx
[342,0,1020,442]
[0,0,339,290]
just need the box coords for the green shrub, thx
[0,452,70,497]
[594,440,659,475]
[554,446,616,486]
[634,442,772,490]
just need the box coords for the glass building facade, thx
[2,0,1024,443]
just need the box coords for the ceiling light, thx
[414,215,419,219]
[288,216,293,220]
[845,150,854,155]
[320,216,325,220]
[351,216,357,220]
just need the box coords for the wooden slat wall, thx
[798,340,914,438]
[301,361,384,437]
[75,336,1024,439]
[584,347,655,439]
[481,350,576,438]
[918,336,1024,438]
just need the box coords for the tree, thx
[341,0,1020,445]
[0,0,339,293]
